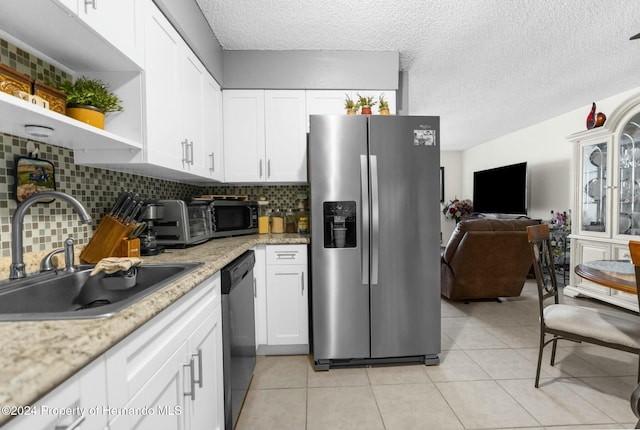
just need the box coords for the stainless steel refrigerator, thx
[309,115,441,370]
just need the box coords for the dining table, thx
[574,259,640,428]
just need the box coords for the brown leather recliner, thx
[441,218,541,301]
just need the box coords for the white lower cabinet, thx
[254,245,309,354]
[5,273,224,430]
[107,273,224,430]
[2,358,107,430]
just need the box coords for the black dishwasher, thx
[221,250,256,430]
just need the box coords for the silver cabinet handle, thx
[370,155,379,285]
[360,155,370,285]
[181,139,188,164]
[259,159,263,178]
[192,349,203,388]
[189,141,194,165]
[209,152,215,172]
[301,272,304,295]
[253,277,257,298]
[267,159,271,178]
[183,357,196,401]
[55,414,85,430]
[84,0,96,13]
[275,251,297,259]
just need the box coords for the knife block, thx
[80,215,137,263]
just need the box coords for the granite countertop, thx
[0,233,308,425]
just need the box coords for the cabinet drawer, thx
[266,245,307,265]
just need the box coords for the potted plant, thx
[356,94,376,115]
[57,76,123,129]
[378,94,390,115]
[344,94,357,115]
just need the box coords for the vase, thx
[379,108,390,115]
[361,106,372,115]
[346,109,356,115]
[66,104,105,129]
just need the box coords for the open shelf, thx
[0,91,142,152]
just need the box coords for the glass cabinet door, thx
[618,112,640,236]
[581,141,608,233]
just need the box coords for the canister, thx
[270,209,284,234]
[285,209,297,233]
[258,208,270,234]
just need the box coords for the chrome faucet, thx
[10,190,92,279]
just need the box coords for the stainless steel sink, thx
[0,263,203,321]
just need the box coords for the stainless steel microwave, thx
[210,200,259,238]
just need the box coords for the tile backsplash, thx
[0,134,310,258]
[0,37,309,259]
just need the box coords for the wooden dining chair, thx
[527,224,640,388]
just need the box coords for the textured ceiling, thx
[196,0,640,150]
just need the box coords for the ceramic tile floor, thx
[236,281,639,430]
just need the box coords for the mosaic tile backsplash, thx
[0,134,310,258]
[0,37,309,259]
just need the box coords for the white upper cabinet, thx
[223,89,307,183]
[223,90,267,182]
[142,2,184,173]
[74,0,225,182]
[203,76,225,181]
[265,91,307,182]
[75,0,143,66]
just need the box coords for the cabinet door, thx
[143,2,184,171]
[203,76,225,181]
[185,306,224,430]
[109,342,188,430]
[2,359,107,430]
[265,90,307,183]
[223,90,265,182]
[77,0,142,65]
[577,139,611,237]
[181,48,207,176]
[614,111,640,239]
[574,240,612,295]
[254,245,267,347]
[266,264,308,345]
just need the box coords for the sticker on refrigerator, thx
[413,129,436,146]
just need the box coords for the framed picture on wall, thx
[14,156,56,202]
[440,166,445,202]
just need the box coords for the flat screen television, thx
[473,162,528,215]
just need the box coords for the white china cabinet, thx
[566,93,640,312]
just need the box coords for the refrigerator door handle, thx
[360,154,370,285]
[370,155,380,285]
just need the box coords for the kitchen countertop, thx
[0,233,308,426]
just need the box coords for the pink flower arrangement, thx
[442,198,473,223]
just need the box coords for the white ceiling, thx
[195,0,640,150]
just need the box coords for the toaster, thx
[154,200,212,247]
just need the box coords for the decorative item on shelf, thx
[344,93,357,115]
[586,102,607,129]
[442,198,473,223]
[378,94,390,115]
[13,90,49,110]
[0,63,31,97]
[356,93,376,115]
[57,76,123,130]
[33,81,67,115]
